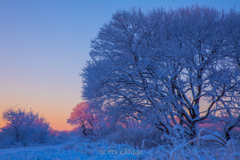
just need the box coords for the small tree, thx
[67,102,96,136]
[0,107,50,146]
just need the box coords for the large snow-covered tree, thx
[82,5,240,138]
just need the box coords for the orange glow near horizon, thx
[0,84,80,131]
[0,118,73,131]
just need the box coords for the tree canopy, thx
[81,5,240,139]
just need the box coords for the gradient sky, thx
[0,0,239,131]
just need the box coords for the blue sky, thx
[0,0,239,130]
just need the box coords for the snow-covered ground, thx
[0,136,239,160]
[0,141,147,160]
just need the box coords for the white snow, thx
[0,141,145,160]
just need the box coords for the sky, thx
[0,0,239,131]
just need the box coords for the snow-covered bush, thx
[0,130,14,148]
[161,125,191,147]
[47,129,73,144]
[168,128,240,160]
[98,126,164,150]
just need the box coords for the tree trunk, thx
[189,122,197,139]
[16,132,19,142]
[225,125,235,141]
[225,130,231,141]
